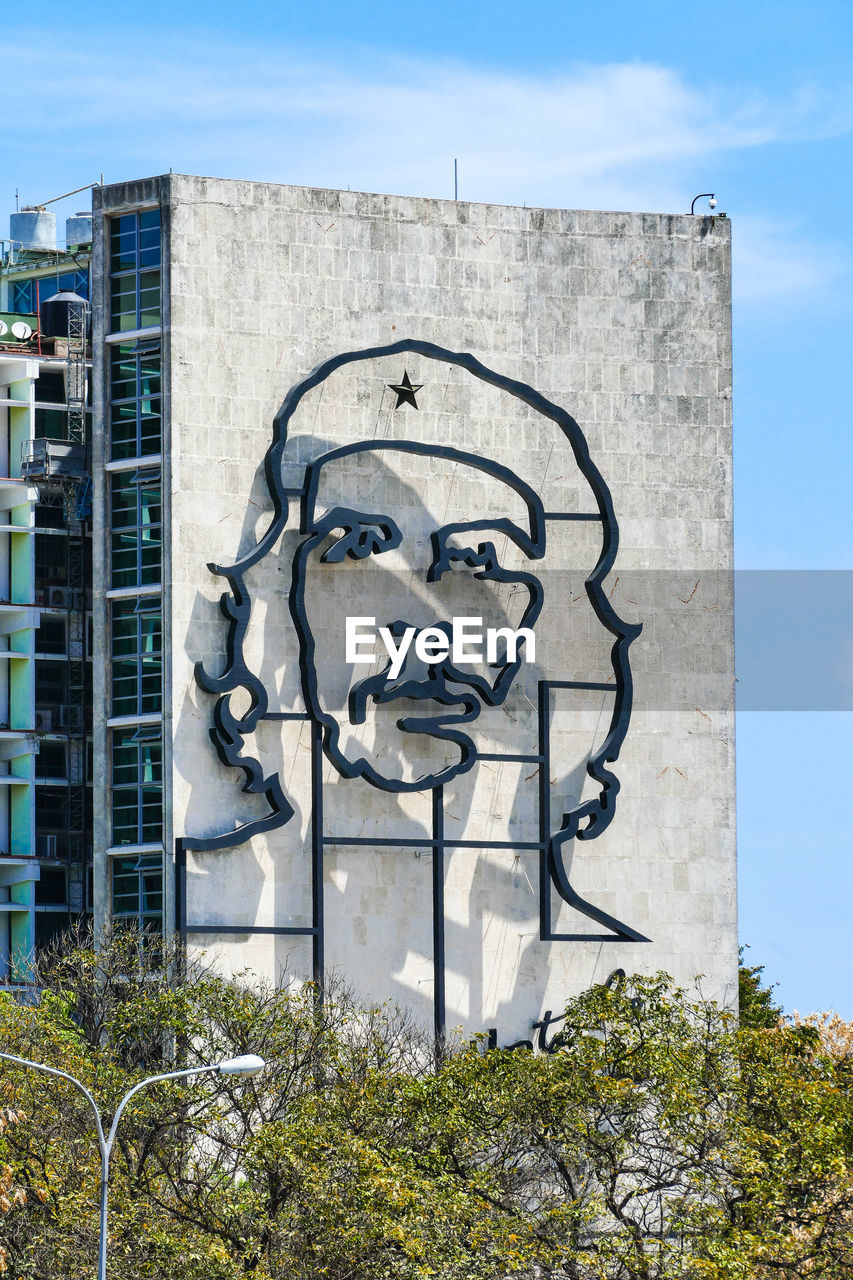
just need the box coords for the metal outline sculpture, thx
[292,440,546,794]
[180,339,647,1037]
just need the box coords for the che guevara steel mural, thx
[179,339,646,1039]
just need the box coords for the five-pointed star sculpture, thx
[387,370,423,410]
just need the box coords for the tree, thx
[738,945,783,1029]
[1,929,853,1279]
[0,927,239,1280]
[0,927,542,1279]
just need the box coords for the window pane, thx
[111,854,163,935]
[138,272,161,328]
[109,344,162,460]
[12,281,34,314]
[110,474,162,589]
[138,215,161,268]
[110,598,162,716]
[110,276,138,331]
[139,352,161,396]
[110,356,137,401]
[111,730,162,845]
[110,216,137,273]
[109,211,161,330]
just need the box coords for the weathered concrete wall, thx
[105,173,735,1041]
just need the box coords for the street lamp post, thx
[0,1050,265,1280]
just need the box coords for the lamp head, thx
[218,1053,266,1078]
[708,196,718,209]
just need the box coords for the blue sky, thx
[5,0,852,1014]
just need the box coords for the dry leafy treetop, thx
[0,928,851,1279]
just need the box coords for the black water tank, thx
[39,290,88,339]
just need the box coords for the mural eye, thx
[320,519,402,563]
[429,542,496,581]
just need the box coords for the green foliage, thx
[0,930,851,1278]
[738,945,784,1029]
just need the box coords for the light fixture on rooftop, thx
[690,193,717,215]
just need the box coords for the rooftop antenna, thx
[454,159,458,201]
[15,189,18,212]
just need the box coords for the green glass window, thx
[109,341,161,460]
[110,217,139,273]
[111,854,163,932]
[110,275,138,331]
[138,271,161,329]
[111,729,163,847]
[110,469,161,590]
[109,210,161,274]
[109,209,161,331]
[110,596,161,718]
[109,271,162,332]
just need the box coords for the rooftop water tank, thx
[10,208,56,251]
[39,290,88,339]
[65,212,92,247]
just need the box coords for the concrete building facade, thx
[90,173,735,1042]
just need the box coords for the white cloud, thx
[3,34,850,303]
[732,216,842,304]
[1,41,775,201]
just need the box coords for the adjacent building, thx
[0,206,94,975]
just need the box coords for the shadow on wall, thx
[174,343,640,1031]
